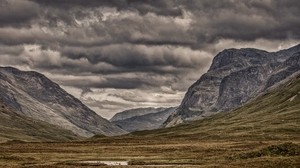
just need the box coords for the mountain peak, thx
[208,47,270,72]
[0,66,50,84]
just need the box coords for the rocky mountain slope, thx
[111,107,176,132]
[0,100,80,142]
[136,74,300,140]
[0,67,127,137]
[164,44,300,127]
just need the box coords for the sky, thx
[0,0,300,119]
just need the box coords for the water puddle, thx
[80,160,128,166]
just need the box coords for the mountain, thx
[134,74,300,140]
[111,107,176,132]
[0,67,127,137]
[110,107,168,122]
[0,100,80,142]
[164,44,300,127]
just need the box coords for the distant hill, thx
[164,44,300,127]
[110,107,168,122]
[111,107,176,132]
[0,67,127,137]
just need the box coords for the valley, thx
[1,1,300,167]
[1,74,299,167]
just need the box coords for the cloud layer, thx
[0,0,300,118]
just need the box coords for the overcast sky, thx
[0,0,299,119]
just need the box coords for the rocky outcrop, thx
[164,44,300,127]
[0,67,127,137]
[111,107,176,132]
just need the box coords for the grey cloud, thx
[29,0,182,17]
[185,0,300,46]
[52,75,146,89]
[85,98,131,110]
[1,0,299,49]
[0,45,24,55]
[107,90,183,104]
[0,0,40,27]
[47,70,197,92]
[62,45,209,68]
[0,45,26,66]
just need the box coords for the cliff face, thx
[0,67,127,137]
[164,44,300,127]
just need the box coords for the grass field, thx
[0,138,299,167]
[0,76,299,167]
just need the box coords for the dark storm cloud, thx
[0,0,40,27]
[52,75,147,89]
[29,0,182,17]
[1,0,299,47]
[61,45,209,68]
[185,0,300,45]
[18,44,208,77]
[50,72,180,90]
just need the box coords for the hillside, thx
[135,74,300,140]
[0,67,126,137]
[0,100,80,142]
[164,44,300,127]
